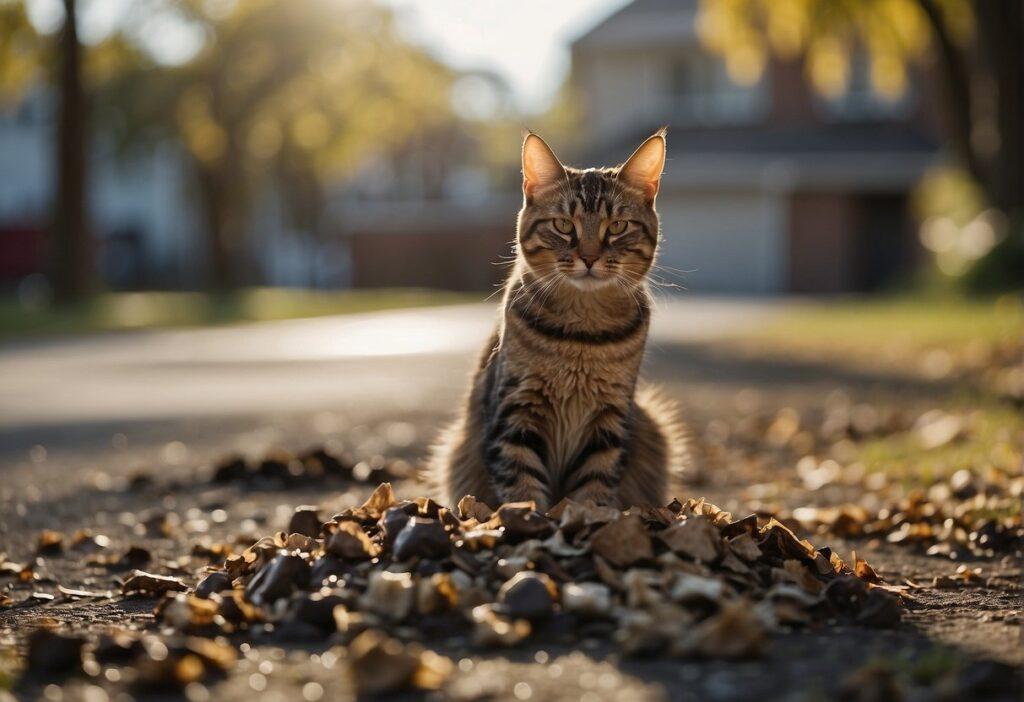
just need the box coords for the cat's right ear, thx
[522,132,565,200]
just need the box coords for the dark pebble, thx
[496,572,555,621]
[245,553,309,606]
[288,506,321,538]
[211,455,248,483]
[25,629,85,677]
[393,518,450,561]
[195,571,233,599]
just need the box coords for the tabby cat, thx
[428,130,687,510]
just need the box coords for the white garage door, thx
[654,190,785,294]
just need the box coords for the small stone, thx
[416,573,457,615]
[561,582,612,618]
[308,556,355,588]
[244,553,309,606]
[471,604,531,647]
[36,530,63,554]
[194,571,232,599]
[393,518,450,561]
[92,632,144,664]
[496,572,556,621]
[856,589,902,628]
[288,506,321,538]
[347,629,452,695]
[361,570,415,621]
[25,629,85,677]
[210,455,248,483]
[288,591,347,632]
[381,507,412,549]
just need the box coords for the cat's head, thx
[516,130,665,291]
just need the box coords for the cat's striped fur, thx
[428,130,689,510]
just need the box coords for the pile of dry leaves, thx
[208,445,399,489]
[18,484,905,694]
[703,399,1023,560]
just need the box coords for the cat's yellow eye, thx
[608,220,628,236]
[553,218,575,235]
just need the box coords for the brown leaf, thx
[728,534,762,562]
[36,530,63,554]
[775,559,823,595]
[348,629,452,694]
[326,522,381,560]
[457,495,494,522]
[660,516,723,562]
[759,518,817,562]
[361,482,397,517]
[484,502,555,541]
[675,600,765,658]
[121,570,188,597]
[853,552,883,584]
[589,514,653,567]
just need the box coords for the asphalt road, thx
[0,298,780,459]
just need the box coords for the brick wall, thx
[347,227,514,291]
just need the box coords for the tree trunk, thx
[51,0,92,302]
[963,0,1024,291]
[196,149,247,291]
[975,0,1024,220]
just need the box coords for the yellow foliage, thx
[698,0,973,99]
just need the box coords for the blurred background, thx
[0,0,1021,333]
[1,5,1022,693]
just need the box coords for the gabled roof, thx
[574,122,940,191]
[571,0,700,51]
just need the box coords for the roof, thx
[575,122,941,191]
[571,0,699,51]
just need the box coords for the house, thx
[569,0,941,293]
[0,91,205,291]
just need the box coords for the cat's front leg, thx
[485,421,552,511]
[562,410,628,507]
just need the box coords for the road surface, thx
[0,298,780,459]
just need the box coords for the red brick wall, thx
[787,192,861,293]
[767,58,819,127]
[347,227,514,291]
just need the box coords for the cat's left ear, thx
[522,132,565,200]
[619,129,666,204]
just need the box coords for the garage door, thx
[654,190,785,294]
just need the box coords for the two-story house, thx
[570,0,940,293]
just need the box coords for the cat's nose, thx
[580,254,599,269]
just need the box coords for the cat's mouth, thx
[566,270,614,290]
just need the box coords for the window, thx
[819,55,912,121]
[669,51,766,125]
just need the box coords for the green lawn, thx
[856,401,1022,487]
[0,287,482,339]
[750,294,1023,355]
[742,294,1023,490]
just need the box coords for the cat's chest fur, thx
[499,323,645,471]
